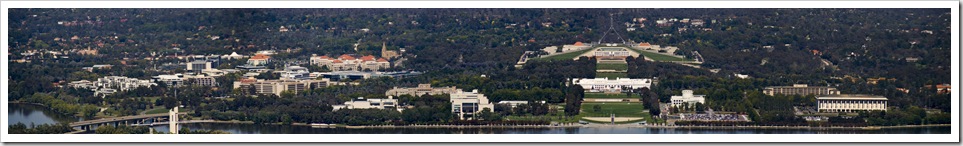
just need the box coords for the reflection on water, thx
[8,103,80,126]
[151,123,951,134]
[6,104,951,134]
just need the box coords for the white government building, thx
[384,84,459,97]
[450,89,494,120]
[571,78,652,93]
[816,94,888,112]
[670,90,705,107]
[332,97,401,112]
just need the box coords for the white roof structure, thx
[816,94,888,100]
[571,78,652,92]
[670,90,705,107]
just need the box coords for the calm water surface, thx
[8,103,80,126]
[7,103,951,134]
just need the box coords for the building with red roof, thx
[248,54,271,66]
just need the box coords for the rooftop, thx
[250,54,270,60]
[817,94,888,100]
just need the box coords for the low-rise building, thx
[153,74,186,87]
[233,78,326,96]
[571,78,653,93]
[82,64,113,72]
[450,89,494,120]
[332,97,400,111]
[670,90,705,108]
[153,74,218,87]
[310,54,390,71]
[385,84,459,97]
[280,66,310,80]
[68,76,157,97]
[816,94,888,112]
[560,42,591,52]
[319,71,423,82]
[763,84,840,96]
[247,54,271,66]
[496,101,546,109]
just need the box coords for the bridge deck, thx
[69,113,184,127]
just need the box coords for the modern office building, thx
[331,97,400,111]
[153,74,186,87]
[385,84,459,97]
[281,66,311,80]
[670,90,705,108]
[233,78,326,96]
[450,89,494,120]
[817,94,888,113]
[571,78,653,93]
[763,84,840,96]
[186,60,212,72]
[153,74,218,87]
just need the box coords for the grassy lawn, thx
[143,107,169,114]
[630,49,693,62]
[504,115,582,123]
[533,48,593,61]
[585,93,639,98]
[581,117,648,124]
[596,72,627,79]
[578,103,647,117]
[596,63,628,70]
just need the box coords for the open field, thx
[533,48,594,61]
[631,49,693,62]
[143,108,169,114]
[596,63,628,70]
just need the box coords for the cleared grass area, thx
[581,117,648,124]
[596,72,627,79]
[585,93,639,98]
[579,103,647,117]
[636,50,692,61]
[596,63,628,70]
[143,108,169,114]
[533,48,594,61]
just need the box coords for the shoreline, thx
[175,119,950,130]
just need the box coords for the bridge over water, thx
[68,113,184,131]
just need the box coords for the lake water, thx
[7,103,951,134]
[8,103,80,126]
[146,123,950,134]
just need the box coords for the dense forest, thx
[7,8,951,127]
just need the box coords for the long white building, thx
[571,78,652,93]
[763,84,840,96]
[385,84,459,97]
[817,94,888,113]
[332,97,401,112]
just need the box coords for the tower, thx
[168,107,178,134]
[598,14,627,45]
